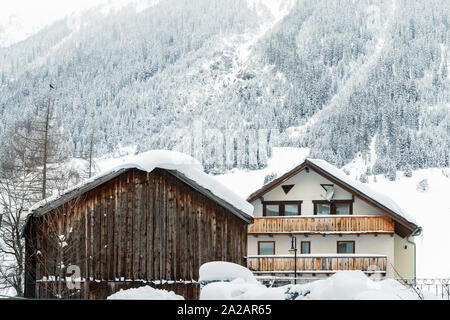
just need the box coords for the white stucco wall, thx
[248,234,395,277]
[394,234,415,278]
[247,167,409,278]
[252,169,384,217]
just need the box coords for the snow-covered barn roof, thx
[26,150,254,224]
[247,158,419,237]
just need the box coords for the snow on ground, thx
[360,168,450,278]
[199,262,440,300]
[107,285,184,300]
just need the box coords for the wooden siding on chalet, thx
[248,216,394,235]
[25,168,248,299]
[247,255,387,275]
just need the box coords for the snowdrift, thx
[107,286,184,300]
[199,262,440,300]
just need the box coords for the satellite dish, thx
[325,187,335,201]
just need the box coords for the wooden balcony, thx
[248,216,394,235]
[247,255,387,275]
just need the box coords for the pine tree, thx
[403,164,413,177]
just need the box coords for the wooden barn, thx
[22,151,253,299]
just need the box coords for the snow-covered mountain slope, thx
[0,0,448,175]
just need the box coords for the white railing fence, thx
[399,278,450,300]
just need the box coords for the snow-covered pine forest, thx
[0,0,448,175]
[0,0,449,298]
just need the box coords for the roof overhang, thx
[22,167,253,237]
[247,159,418,237]
[167,170,253,224]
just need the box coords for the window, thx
[316,203,331,215]
[301,241,311,254]
[258,241,275,255]
[313,200,353,215]
[285,204,299,216]
[265,204,280,216]
[263,201,302,216]
[337,241,355,254]
[335,203,351,215]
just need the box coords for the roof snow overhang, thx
[22,167,253,238]
[247,159,418,238]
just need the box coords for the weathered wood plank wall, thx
[25,168,248,299]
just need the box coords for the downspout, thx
[406,226,422,286]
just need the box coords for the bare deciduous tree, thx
[85,130,98,179]
[0,95,81,296]
[0,122,41,296]
[16,97,69,200]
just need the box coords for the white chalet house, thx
[246,159,421,279]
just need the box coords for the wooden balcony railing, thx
[247,255,387,274]
[248,216,394,235]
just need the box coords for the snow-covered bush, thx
[359,174,368,183]
[403,165,413,177]
[386,168,397,181]
[263,172,277,185]
[416,179,429,192]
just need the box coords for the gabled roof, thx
[25,150,253,227]
[247,158,419,237]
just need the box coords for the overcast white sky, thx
[0,0,146,46]
[0,0,111,21]
[0,0,157,28]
